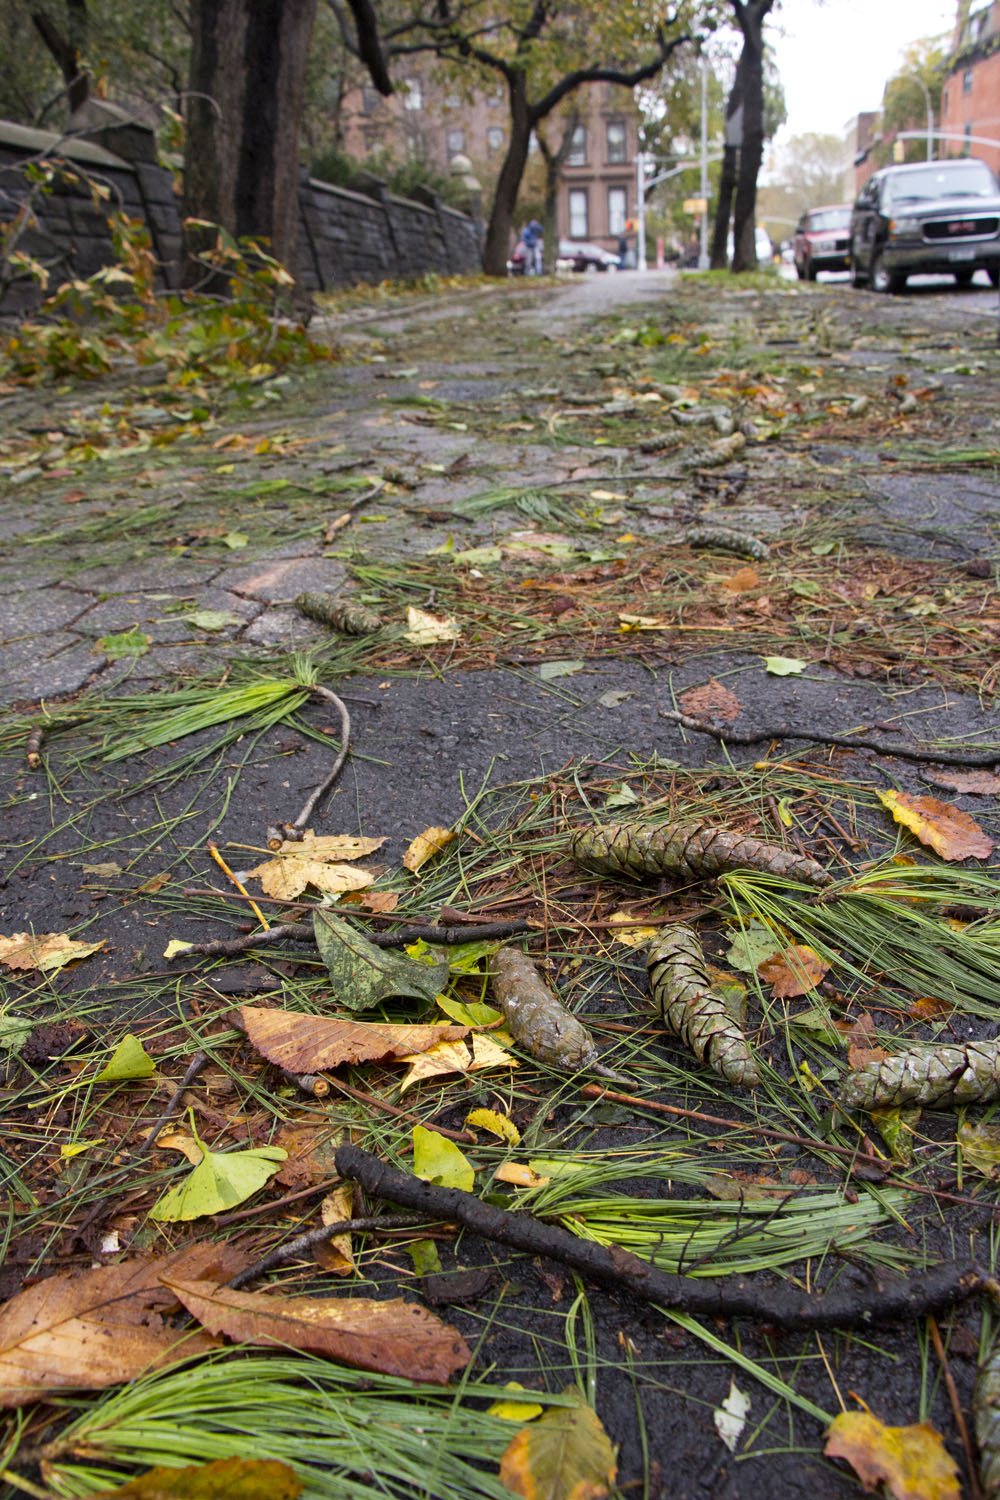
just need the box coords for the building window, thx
[445,93,460,110]
[361,85,380,115]
[943,86,949,113]
[567,124,587,165]
[606,121,627,163]
[528,130,539,155]
[402,77,422,110]
[447,128,465,158]
[569,188,588,238]
[963,68,974,95]
[964,122,972,154]
[487,126,504,152]
[608,186,627,236]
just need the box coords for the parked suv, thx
[850,157,1000,293]
[794,205,852,279]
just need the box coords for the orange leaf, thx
[678,678,742,723]
[163,1277,470,1385]
[757,944,830,998]
[403,825,456,872]
[877,790,994,862]
[720,566,759,594]
[499,1388,617,1500]
[241,1005,468,1072]
[89,1457,302,1499]
[825,1410,960,1500]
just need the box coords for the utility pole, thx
[636,150,648,271]
[698,55,709,270]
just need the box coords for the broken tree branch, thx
[337,1144,991,1330]
[171,918,534,959]
[228,1213,427,1288]
[660,710,1000,768]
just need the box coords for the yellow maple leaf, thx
[250,856,375,901]
[403,826,456,872]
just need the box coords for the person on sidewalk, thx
[521,219,544,276]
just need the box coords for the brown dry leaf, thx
[272,1121,340,1190]
[679,678,742,723]
[360,890,399,913]
[908,996,954,1021]
[824,1409,960,1500]
[720,566,759,594]
[398,1034,517,1093]
[877,790,994,861]
[403,607,460,645]
[0,931,106,973]
[0,1245,246,1406]
[922,769,1000,796]
[89,1456,302,1499]
[241,1005,468,1072]
[314,1183,356,1274]
[757,944,830,998]
[403,826,456,873]
[848,1043,889,1071]
[163,1277,470,1385]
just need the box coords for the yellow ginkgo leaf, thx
[403,826,456,873]
[150,1127,286,1222]
[606,911,659,948]
[466,1108,521,1144]
[399,1034,516,1093]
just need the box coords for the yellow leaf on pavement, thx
[487,1383,545,1423]
[0,932,106,973]
[877,789,994,862]
[825,1409,960,1500]
[403,825,456,872]
[494,1162,550,1188]
[403,606,460,645]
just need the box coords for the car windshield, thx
[885,163,997,205]
[807,208,851,232]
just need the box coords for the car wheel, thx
[989,268,1000,288]
[870,253,902,294]
[954,269,975,289]
[850,255,867,288]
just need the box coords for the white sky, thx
[767,0,957,142]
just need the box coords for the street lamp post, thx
[698,56,709,270]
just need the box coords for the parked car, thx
[557,239,621,272]
[725,226,775,265]
[850,157,1000,293]
[793,204,852,279]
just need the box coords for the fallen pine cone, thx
[647,924,759,1087]
[839,1036,1000,1112]
[294,592,382,634]
[570,821,832,888]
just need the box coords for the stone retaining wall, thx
[0,118,483,314]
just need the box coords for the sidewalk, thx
[2,268,999,1498]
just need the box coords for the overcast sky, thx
[767,0,956,142]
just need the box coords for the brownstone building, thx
[939,1,1000,174]
[338,70,641,256]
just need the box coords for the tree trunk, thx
[731,1,771,274]
[32,1,90,117]
[482,75,532,277]
[537,110,579,273]
[710,50,747,270]
[182,0,317,287]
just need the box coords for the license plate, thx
[948,247,975,261]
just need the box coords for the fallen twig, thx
[171,918,534,959]
[323,479,384,540]
[337,1144,991,1330]
[228,1213,428,1288]
[661,710,1000,768]
[136,1050,210,1156]
[329,1078,475,1144]
[269,683,352,843]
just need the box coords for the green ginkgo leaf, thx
[96,1034,156,1082]
[150,1118,286,1222]
[412,1125,474,1191]
[762,655,807,676]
